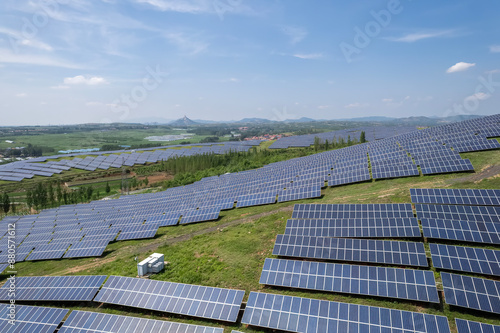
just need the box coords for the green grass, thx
[1,149,499,332]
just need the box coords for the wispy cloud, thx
[464,92,490,102]
[15,93,27,98]
[0,48,82,68]
[134,0,210,13]
[446,62,475,73]
[0,27,53,51]
[164,32,208,55]
[50,85,70,90]
[293,53,323,60]
[64,75,109,85]
[490,45,500,53]
[386,30,455,42]
[281,26,307,44]
[345,102,369,108]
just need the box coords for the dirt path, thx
[53,205,294,275]
[448,164,500,183]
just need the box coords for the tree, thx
[2,193,10,214]
[324,139,329,151]
[144,177,149,187]
[56,182,63,203]
[314,137,320,152]
[105,182,111,194]
[26,190,33,210]
[360,131,366,143]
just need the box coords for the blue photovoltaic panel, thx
[25,243,70,261]
[0,264,7,274]
[411,188,500,206]
[416,204,500,223]
[236,191,277,208]
[285,217,421,238]
[421,218,500,245]
[241,292,451,333]
[145,213,180,226]
[273,235,428,267]
[0,275,106,301]
[94,276,245,322]
[0,303,69,333]
[429,244,500,277]
[63,240,110,258]
[59,310,224,333]
[260,258,439,303]
[442,272,500,314]
[277,186,322,203]
[455,318,500,333]
[292,203,414,219]
[420,159,474,175]
[116,223,160,241]
[180,208,220,225]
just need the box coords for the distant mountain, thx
[337,116,397,122]
[237,118,275,124]
[284,117,317,123]
[170,116,198,126]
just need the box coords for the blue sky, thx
[0,0,499,125]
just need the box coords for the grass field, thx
[0,149,499,332]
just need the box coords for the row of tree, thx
[25,181,101,210]
[0,193,11,214]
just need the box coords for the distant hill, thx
[170,116,198,126]
[284,117,317,123]
[237,118,275,124]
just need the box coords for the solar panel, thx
[420,159,474,175]
[291,203,414,219]
[94,276,245,322]
[273,235,428,267]
[455,318,500,333]
[442,272,500,314]
[242,292,451,333]
[0,303,68,333]
[429,244,500,277]
[285,217,421,238]
[59,310,224,333]
[63,240,110,258]
[25,243,70,261]
[116,223,159,241]
[421,218,500,245]
[180,207,220,225]
[260,258,439,303]
[416,204,500,223]
[0,264,8,274]
[236,191,277,208]
[145,213,180,226]
[0,275,106,301]
[411,188,500,206]
[277,186,322,203]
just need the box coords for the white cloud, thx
[382,98,393,103]
[281,26,307,44]
[293,53,323,60]
[386,30,454,43]
[486,69,500,74]
[64,75,109,85]
[490,45,500,53]
[86,101,104,107]
[345,102,368,108]
[164,32,208,55]
[0,48,81,68]
[0,27,53,51]
[15,93,27,98]
[317,105,329,109]
[134,0,211,13]
[464,92,490,102]
[446,62,475,73]
[50,85,70,90]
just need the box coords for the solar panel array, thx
[416,204,500,223]
[0,275,106,301]
[260,258,439,303]
[2,115,500,264]
[285,217,421,238]
[411,188,500,206]
[94,276,245,322]
[242,292,451,333]
[59,310,224,333]
[442,272,500,314]
[421,218,500,245]
[273,235,429,267]
[291,203,414,219]
[0,140,260,182]
[0,303,69,333]
[455,319,500,333]
[429,244,500,277]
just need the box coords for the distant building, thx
[5,140,13,144]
